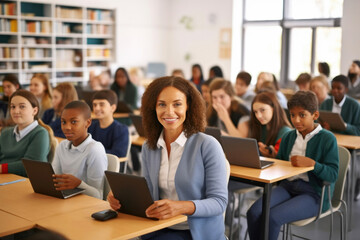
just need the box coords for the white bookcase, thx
[0,0,115,86]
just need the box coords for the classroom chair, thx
[103,153,120,200]
[284,146,350,240]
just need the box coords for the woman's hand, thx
[107,191,121,211]
[212,102,230,122]
[52,174,81,191]
[290,155,315,167]
[145,199,195,220]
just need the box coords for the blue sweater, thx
[320,96,360,136]
[276,129,339,212]
[88,119,129,158]
[42,108,65,138]
[141,132,228,240]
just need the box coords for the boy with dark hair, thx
[52,101,107,199]
[247,91,339,240]
[235,71,255,110]
[320,74,360,136]
[88,90,129,158]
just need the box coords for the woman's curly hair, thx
[141,76,206,149]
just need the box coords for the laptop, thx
[318,111,346,132]
[105,171,155,219]
[204,127,222,146]
[130,114,145,137]
[22,159,85,199]
[220,136,274,169]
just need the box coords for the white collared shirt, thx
[332,95,346,114]
[157,131,189,230]
[288,124,322,182]
[13,120,38,142]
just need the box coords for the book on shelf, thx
[56,6,83,19]
[1,47,18,58]
[31,64,50,70]
[1,2,17,16]
[87,9,112,21]
[86,24,112,35]
[22,48,51,59]
[87,48,111,58]
[21,21,51,34]
[0,19,17,32]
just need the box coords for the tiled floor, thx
[228,192,360,240]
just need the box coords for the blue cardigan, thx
[141,132,228,240]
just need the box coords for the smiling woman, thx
[107,76,228,240]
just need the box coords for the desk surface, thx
[0,174,101,221]
[230,158,314,184]
[37,201,187,240]
[131,135,146,147]
[334,133,360,150]
[0,210,35,237]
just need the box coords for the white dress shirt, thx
[13,120,38,142]
[332,95,346,114]
[157,131,189,230]
[288,124,322,182]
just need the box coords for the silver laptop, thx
[22,159,85,199]
[220,136,274,169]
[204,127,222,146]
[318,111,346,132]
[130,114,145,137]
[105,171,156,219]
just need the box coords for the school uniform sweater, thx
[42,108,65,138]
[88,119,129,158]
[0,125,50,177]
[320,96,360,136]
[260,125,292,152]
[276,129,339,212]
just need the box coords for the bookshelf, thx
[0,0,115,85]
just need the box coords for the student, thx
[190,63,204,92]
[171,69,185,78]
[309,75,330,106]
[235,71,255,110]
[347,60,360,99]
[207,78,250,138]
[247,91,339,240]
[110,67,138,109]
[0,74,21,125]
[208,65,223,79]
[249,91,292,157]
[318,62,330,78]
[201,78,215,107]
[129,67,145,109]
[52,101,107,199]
[88,90,129,158]
[29,73,52,119]
[295,72,311,91]
[42,83,78,138]
[108,76,228,239]
[255,72,288,109]
[0,90,50,177]
[319,74,360,136]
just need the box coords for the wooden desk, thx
[0,175,101,221]
[0,174,187,239]
[131,135,146,147]
[0,210,35,237]
[37,201,187,240]
[334,133,360,231]
[230,158,314,240]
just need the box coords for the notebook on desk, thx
[318,111,346,132]
[105,171,155,219]
[22,159,85,199]
[130,114,145,137]
[220,136,274,169]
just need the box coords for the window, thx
[241,0,343,86]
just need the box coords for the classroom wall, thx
[340,0,360,75]
[167,0,233,80]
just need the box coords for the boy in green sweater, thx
[320,74,360,136]
[247,91,339,240]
